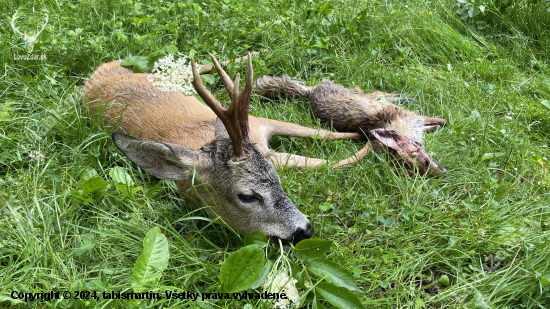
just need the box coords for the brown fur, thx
[82,60,372,243]
[255,75,448,176]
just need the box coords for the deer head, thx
[11,11,49,53]
[370,129,446,177]
[112,54,313,244]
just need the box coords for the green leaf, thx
[200,74,216,85]
[315,282,364,309]
[115,184,142,198]
[133,17,152,25]
[81,177,109,195]
[220,244,265,293]
[131,227,169,293]
[166,45,178,55]
[312,293,323,309]
[307,258,358,291]
[319,202,332,211]
[0,104,11,122]
[251,259,273,289]
[109,167,134,185]
[438,275,450,287]
[481,152,505,161]
[474,291,491,309]
[295,239,332,260]
[75,242,95,256]
[121,56,151,73]
[541,100,550,109]
[539,275,548,286]
[243,231,268,246]
[81,167,99,182]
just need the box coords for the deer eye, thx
[423,158,430,169]
[238,194,258,203]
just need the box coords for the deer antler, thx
[209,53,253,143]
[10,12,24,36]
[191,54,254,159]
[33,13,49,39]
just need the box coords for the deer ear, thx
[370,129,420,153]
[213,117,230,139]
[112,132,200,180]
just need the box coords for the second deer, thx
[256,75,448,176]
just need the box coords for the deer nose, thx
[291,222,314,245]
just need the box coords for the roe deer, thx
[255,75,448,176]
[82,54,371,244]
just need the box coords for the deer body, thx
[82,56,369,243]
[256,76,448,176]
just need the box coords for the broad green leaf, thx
[115,184,142,198]
[250,259,273,289]
[295,239,332,260]
[121,56,150,73]
[81,177,109,195]
[220,244,265,293]
[541,100,550,109]
[109,166,134,185]
[243,231,268,246]
[315,282,363,309]
[81,167,99,182]
[131,227,169,293]
[200,74,215,85]
[75,242,95,256]
[166,45,178,55]
[438,275,450,287]
[307,258,358,291]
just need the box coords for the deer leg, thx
[422,116,447,132]
[268,142,371,169]
[262,118,364,141]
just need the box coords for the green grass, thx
[1,0,549,308]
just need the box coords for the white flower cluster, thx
[147,54,197,96]
[263,239,301,309]
[263,270,300,309]
[29,151,44,162]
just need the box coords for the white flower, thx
[529,244,534,249]
[480,231,485,236]
[29,151,44,162]
[147,54,197,95]
[514,167,518,171]
[471,137,475,141]
[263,240,301,309]
[263,271,300,309]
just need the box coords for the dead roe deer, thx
[255,75,448,176]
[82,54,371,244]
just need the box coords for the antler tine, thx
[237,53,253,143]
[10,12,25,36]
[190,58,244,158]
[210,54,235,99]
[36,13,49,36]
